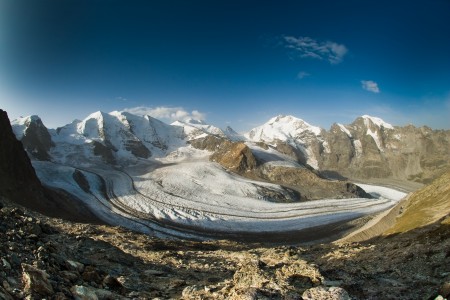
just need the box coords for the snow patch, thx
[353,139,363,157]
[366,128,383,151]
[337,123,352,137]
[362,115,394,130]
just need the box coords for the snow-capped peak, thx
[76,111,110,139]
[223,126,244,141]
[183,118,206,125]
[171,119,225,140]
[11,115,45,139]
[361,115,394,130]
[245,115,322,143]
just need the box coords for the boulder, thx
[22,263,54,296]
[302,286,350,300]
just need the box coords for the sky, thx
[1,0,450,132]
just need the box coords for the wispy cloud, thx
[361,80,380,93]
[123,106,206,122]
[297,71,310,79]
[282,36,348,64]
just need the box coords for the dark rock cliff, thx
[0,109,46,203]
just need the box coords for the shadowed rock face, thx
[20,117,54,161]
[92,141,116,164]
[0,109,45,202]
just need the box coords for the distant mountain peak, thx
[11,115,46,140]
[248,115,322,141]
[359,115,394,130]
[184,118,206,125]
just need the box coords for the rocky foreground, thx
[1,192,449,300]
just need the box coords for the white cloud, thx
[123,106,206,122]
[283,36,348,64]
[297,71,310,79]
[361,80,380,93]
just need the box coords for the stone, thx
[102,275,123,291]
[182,285,203,298]
[82,266,101,283]
[53,291,69,300]
[26,223,42,236]
[66,260,85,273]
[0,286,14,300]
[439,282,450,298]
[302,286,350,300]
[60,271,80,283]
[143,269,165,276]
[21,263,54,296]
[71,285,98,300]
[71,285,124,300]
[1,258,11,270]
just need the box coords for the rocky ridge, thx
[246,114,450,184]
[12,112,450,186]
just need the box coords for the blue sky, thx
[1,0,449,131]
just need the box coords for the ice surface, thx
[32,158,407,238]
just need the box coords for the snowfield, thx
[32,157,407,240]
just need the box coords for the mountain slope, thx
[321,117,450,183]
[385,169,450,234]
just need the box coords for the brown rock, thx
[211,142,257,173]
[302,286,350,300]
[439,282,450,298]
[0,286,14,300]
[21,263,54,296]
[82,266,102,283]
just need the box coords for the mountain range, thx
[12,110,450,184]
[1,107,450,299]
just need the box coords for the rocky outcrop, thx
[211,142,258,173]
[188,135,230,152]
[190,136,259,173]
[256,164,371,200]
